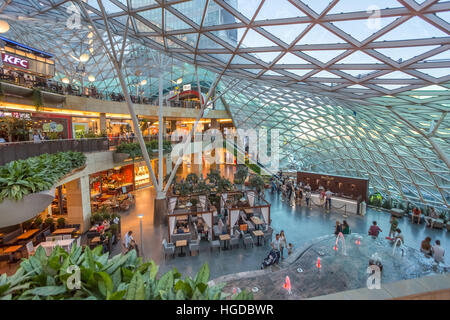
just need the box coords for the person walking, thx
[279,230,287,259]
[289,184,296,207]
[334,220,342,235]
[325,189,333,210]
[305,190,312,208]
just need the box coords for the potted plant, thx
[110,223,119,244]
[233,166,248,191]
[57,217,66,229]
[190,198,198,212]
[32,216,43,229]
[249,174,265,197]
[22,219,33,232]
[44,217,55,232]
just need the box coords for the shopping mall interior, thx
[0,0,449,302]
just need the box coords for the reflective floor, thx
[117,163,449,281]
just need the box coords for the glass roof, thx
[1,0,449,209]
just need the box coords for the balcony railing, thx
[0,138,110,166]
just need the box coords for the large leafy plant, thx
[115,140,172,159]
[0,151,86,202]
[0,245,253,300]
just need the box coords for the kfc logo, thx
[2,53,29,69]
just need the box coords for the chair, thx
[25,241,35,257]
[230,234,240,249]
[46,236,55,242]
[263,227,273,245]
[209,239,221,252]
[53,235,63,241]
[162,239,175,259]
[76,236,81,247]
[43,229,51,237]
[189,239,200,256]
[63,235,72,240]
[433,219,444,229]
[242,231,253,248]
[446,222,450,231]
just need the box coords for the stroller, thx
[261,249,280,269]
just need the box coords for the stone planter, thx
[113,152,130,163]
[0,188,56,228]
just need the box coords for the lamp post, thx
[137,214,144,260]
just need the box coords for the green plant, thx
[185,173,199,185]
[206,169,221,185]
[32,89,43,111]
[0,245,251,300]
[249,174,265,193]
[246,163,261,175]
[0,151,86,202]
[22,219,33,231]
[110,223,119,236]
[234,165,248,185]
[190,198,198,207]
[44,217,54,226]
[102,212,111,222]
[218,178,233,193]
[92,213,103,223]
[369,193,383,207]
[33,216,43,227]
[56,217,65,228]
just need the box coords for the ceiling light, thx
[176,78,183,84]
[62,77,70,84]
[140,79,147,86]
[0,20,10,33]
[88,75,96,82]
[79,53,89,63]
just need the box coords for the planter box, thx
[113,153,130,163]
[0,188,55,228]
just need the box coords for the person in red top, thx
[368,221,382,237]
[411,207,422,224]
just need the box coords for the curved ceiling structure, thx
[0,0,449,209]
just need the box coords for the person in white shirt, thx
[305,190,312,208]
[124,231,134,249]
[271,233,281,252]
[425,207,439,228]
[432,240,445,263]
[33,130,42,143]
[325,189,333,210]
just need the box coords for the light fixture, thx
[88,75,96,82]
[62,77,70,84]
[79,53,89,63]
[176,78,183,84]
[87,32,94,39]
[0,20,10,33]
[138,214,144,219]
[140,79,147,86]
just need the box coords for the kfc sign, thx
[2,53,29,69]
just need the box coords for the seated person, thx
[411,207,421,224]
[102,219,110,230]
[287,243,294,255]
[425,207,439,228]
[96,224,105,233]
[420,237,432,256]
[368,221,382,237]
[240,224,248,232]
[177,225,185,234]
[342,220,351,235]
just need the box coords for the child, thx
[287,243,293,255]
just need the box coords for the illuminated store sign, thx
[2,53,29,69]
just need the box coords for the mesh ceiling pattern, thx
[0,0,449,209]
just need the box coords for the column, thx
[170,120,177,133]
[65,176,92,233]
[99,113,107,133]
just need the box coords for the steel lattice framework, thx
[0,0,449,209]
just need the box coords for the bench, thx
[390,209,404,218]
[0,229,22,246]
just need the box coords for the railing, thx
[0,138,110,166]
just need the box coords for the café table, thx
[52,228,76,235]
[37,239,74,255]
[3,245,23,262]
[252,230,264,246]
[243,208,254,215]
[219,234,231,250]
[176,240,187,257]
[16,229,40,241]
[250,216,264,230]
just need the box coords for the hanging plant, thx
[32,89,43,111]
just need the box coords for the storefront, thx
[72,116,100,138]
[89,165,135,198]
[134,161,151,189]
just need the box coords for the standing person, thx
[305,189,312,208]
[325,189,333,210]
[368,221,382,237]
[270,177,277,194]
[334,220,342,235]
[279,230,287,259]
[280,183,286,202]
[33,130,42,143]
[289,184,296,207]
[124,230,139,255]
[271,234,281,262]
[389,216,399,239]
[432,240,445,263]
[393,228,404,246]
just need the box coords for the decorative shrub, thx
[0,246,253,300]
[56,217,65,229]
[0,151,86,202]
